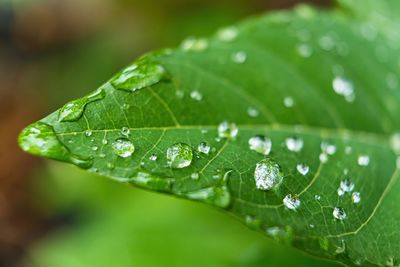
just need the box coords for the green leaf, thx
[19,4,400,267]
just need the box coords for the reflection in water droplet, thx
[166,143,193,169]
[217,26,238,42]
[247,107,259,117]
[112,138,135,158]
[181,37,208,51]
[296,163,309,176]
[333,207,346,220]
[283,194,300,210]
[285,137,303,152]
[190,90,203,101]
[231,51,247,64]
[197,142,211,155]
[332,76,355,102]
[254,158,284,190]
[357,155,370,166]
[218,121,238,139]
[248,135,272,155]
[58,89,106,122]
[352,192,361,204]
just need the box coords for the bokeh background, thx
[0,0,339,266]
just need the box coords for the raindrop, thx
[190,90,203,101]
[85,130,93,137]
[181,37,208,51]
[321,141,336,155]
[340,179,355,193]
[107,162,115,170]
[333,207,346,220]
[231,51,247,64]
[217,26,239,42]
[102,139,108,145]
[175,90,185,99]
[112,138,135,158]
[166,143,193,169]
[244,215,261,230]
[122,103,130,110]
[314,194,321,201]
[297,43,313,58]
[357,155,370,166]
[247,106,259,117]
[352,192,361,204]
[318,34,335,51]
[248,135,272,155]
[254,158,284,191]
[120,127,130,136]
[92,146,98,151]
[390,133,400,154]
[283,194,301,210]
[190,172,199,180]
[296,163,309,176]
[283,97,294,108]
[197,142,211,155]
[337,187,345,197]
[285,137,304,152]
[332,76,355,102]
[218,121,238,139]
[149,154,158,161]
[319,153,328,163]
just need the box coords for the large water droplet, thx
[112,138,135,158]
[283,194,301,210]
[333,207,346,220]
[166,143,193,169]
[181,37,208,51]
[296,163,309,176]
[58,89,106,122]
[248,135,272,155]
[111,59,166,92]
[285,137,304,152]
[197,142,211,155]
[218,121,238,139]
[254,158,284,190]
[332,76,355,102]
[217,26,238,42]
[357,155,370,166]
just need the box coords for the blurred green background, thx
[0,0,340,266]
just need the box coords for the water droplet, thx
[111,59,166,92]
[340,179,355,193]
[309,224,315,228]
[337,187,345,197]
[120,127,130,136]
[218,121,238,139]
[247,106,259,117]
[319,34,335,51]
[283,97,295,108]
[112,138,135,158]
[254,158,284,191]
[175,90,185,99]
[166,143,193,169]
[217,26,238,42]
[319,153,328,163]
[107,162,115,170]
[85,130,93,137]
[231,51,247,64]
[244,215,261,229]
[102,139,108,145]
[333,207,346,220]
[352,192,361,204]
[181,37,208,52]
[283,194,301,210]
[297,43,313,58]
[296,163,309,176]
[314,194,321,201]
[357,155,370,166]
[122,103,130,110]
[248,135,272,155]
[99,153,106,158]
[190,90,203,101]
[390,133,400,154]
[321,141,336,155]
[190,172,199,180]
[183,186,231,208]
[285,137,304,152]
[332,76,355,102]
[197,142,211,155]
[149,154,158,161]
[58,89,106,122]
[92,146,98,151]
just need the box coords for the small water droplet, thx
[283,194,301,210]
[184,186,231,208]
[333,207,346,220]
[296,163,309,176]
[337,187,345,197]
[285,137,304,152]
[254,158,284,191]
[107,162,115,170]
[357,155,370,166]
[297,43,313,58]
[283,97,295,108]
[181,37,208,51]
[92,146,98,151]
[314,194,321,201]
[85,130,93,137]
[231,51,247,64]
[190,172,199,180]
[99,153,106,158]
[190,90,203,101]
[248,135,272,155]
[102,139,108,145]
[332,76,355,102]
[149,154,158,161]
[244,215,261,230]
[197,142,211,155]
[309,224,315,228]
[247,106,259,117]
[217,26,238,42]
[122,103,130,110]
[218,121,238,139]
[175,90,185,99]
[319,34,335,51]
[340,179,355,193]
[319,153,328,163]
[352,192,361,204]
[112,138,135,158]
[166,143,193,169]
[120,127,130,136]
